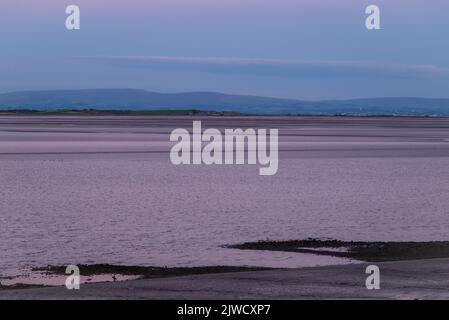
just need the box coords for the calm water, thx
[1,116,449,276]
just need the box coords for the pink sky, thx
[1,0,367,13]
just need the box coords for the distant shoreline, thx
[0,109,449,118]
[0,109,243,116]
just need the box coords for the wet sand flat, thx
[1,115,449,159]
[2,258,449,300]
[1,116,449,277]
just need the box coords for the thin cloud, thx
[90,56,449,79]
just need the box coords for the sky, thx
[0,0,448,100]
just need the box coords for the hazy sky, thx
[1,0,448,99]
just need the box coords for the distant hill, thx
[1,89,449,116]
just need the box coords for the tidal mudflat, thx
[4,258,449,299]
[1,115,449,283]
[229,239,449,261]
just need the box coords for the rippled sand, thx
[1,116,449,276]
